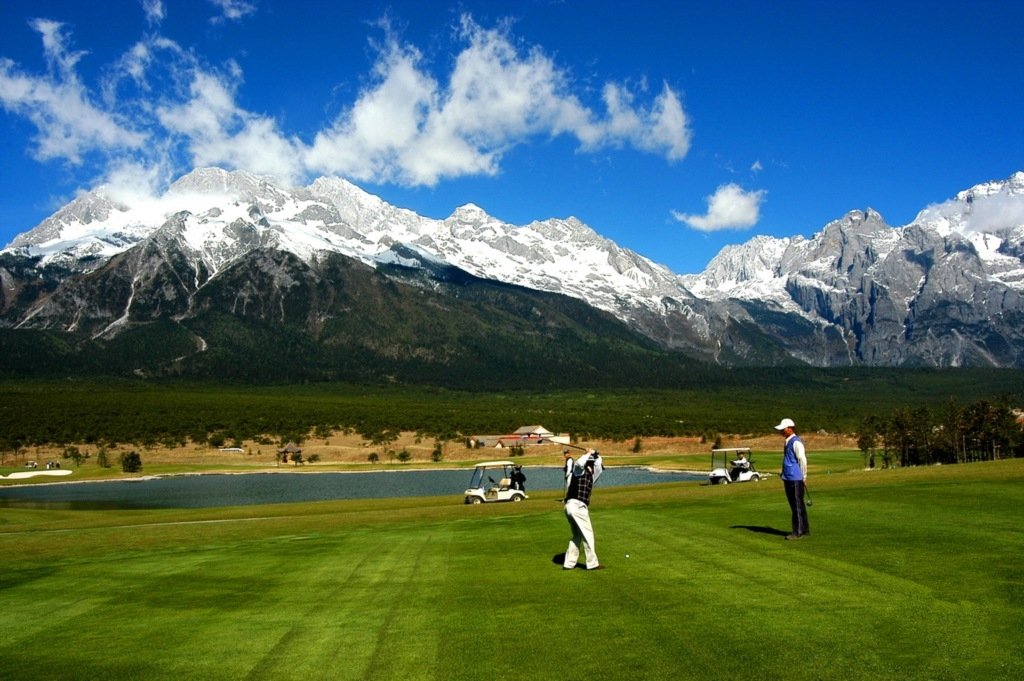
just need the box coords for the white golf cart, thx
[464,461,528,504]
[709,448,761,485]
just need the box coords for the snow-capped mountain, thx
[3,168,1024,369]
[679,172,1024,366]
[7,167,687,313]
[685,173,1024,302]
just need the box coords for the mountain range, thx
[2,167,1023,383]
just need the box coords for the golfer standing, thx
[775,418,809,540]
[562,449,604,570]
[562,448,574,485]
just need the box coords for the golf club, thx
[805,483,813,507]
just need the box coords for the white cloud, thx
[306,34,441,183]
[917,182,1024,236]
[141,0,165,25]
[157,68,304,183]
[102,40,154,108]
[673,183,766,232]
[0,20,146,164]
[751,160,763,172]
[308,15,690,186]
[595,82,690,160]
[964,192,1024,234]
[1,13,691,194]
[208,0,256,22]
[101,159,170,205]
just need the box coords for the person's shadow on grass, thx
[730,525,789,537]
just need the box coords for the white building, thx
[471,425,570,448]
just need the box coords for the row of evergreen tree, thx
[857,397,1022,467]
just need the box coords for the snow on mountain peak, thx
[837,208,885,228]
[679,172,1024,307]
[449,203,488,220]
[5,168,1024,342]
[915,172,1024,238]
[682,235,792,301]
[7,189,122,249]
[169,167,273,199]
[5,166,696,321]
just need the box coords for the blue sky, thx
[1,0,1022,274]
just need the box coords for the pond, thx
[0,466,702,510]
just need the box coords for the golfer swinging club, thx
[775,417,809,540]
[562,448,604,570]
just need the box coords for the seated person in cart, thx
[730,451,750,480]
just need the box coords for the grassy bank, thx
[1,459,1022,680]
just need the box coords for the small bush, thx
[120,451,143,473]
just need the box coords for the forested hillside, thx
[1,369,1021,453]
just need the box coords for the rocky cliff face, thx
[680,175,1024,367]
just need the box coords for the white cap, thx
[774,418,796,430]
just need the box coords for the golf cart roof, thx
[711,448,751,453]
[472,460,515,468]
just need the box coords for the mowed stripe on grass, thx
[1,460,1022,680]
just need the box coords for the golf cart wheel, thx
[511,494,523,502]
[470,497,482,505]
[752,474,760,482]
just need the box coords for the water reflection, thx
[0,466,701,509]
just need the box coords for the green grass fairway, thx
[2,460,1022,680]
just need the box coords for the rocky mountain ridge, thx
[3,168,1023,369]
